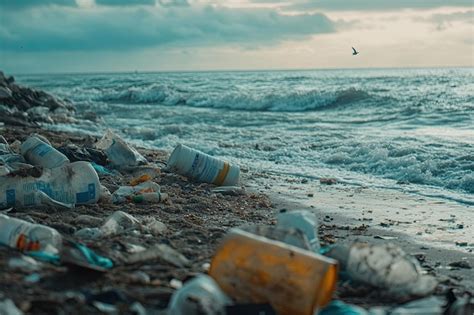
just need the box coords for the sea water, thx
[16,68,474,205]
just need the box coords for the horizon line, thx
[10,64,474,76]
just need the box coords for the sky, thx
[0,0,473,73]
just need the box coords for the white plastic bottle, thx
[0,161,100,208]
[0,213,62,253]
[167,144,240,186]
[21,136,69,168]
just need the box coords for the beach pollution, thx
[0,69,473,315]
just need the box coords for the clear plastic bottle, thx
[209,228,338,315]
[0,213,62,253]
[277,210,320,252]
[21,136,69,168]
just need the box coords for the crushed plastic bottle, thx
[209,228,338,315]
[167,144,240,186]
[21,135,69,168]
[111,181,166,204]
[95,130,147,169]
[0,213,62,254]
[277,210,320,252]
[168,274,232,315]
[101,211,140,236]
[327,242,438,298]
[0,161,100,209]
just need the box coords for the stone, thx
[0,86,12,99]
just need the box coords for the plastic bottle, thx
[0,161,100,208]
[168,274,232,315]
[21,136,69,168]
[209,228,338,315]
[0,213,62,253]
[277,210,320,252]
[167,144,240,186]
[130,192,168,204]
[95,130,147,168]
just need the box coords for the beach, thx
[0,69,473,313]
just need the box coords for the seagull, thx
[352,47,359,56]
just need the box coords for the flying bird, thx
[352,47,359,56]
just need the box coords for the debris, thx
[320,178,337,185]
[144,218,167,236]
[167,144,240,186]
[277,209,320,252]
[0,213,62,253]
[0,299,23,315]
[128,271,150,284]
[58,143,108,165]
[95,130,147,168]
[319,300,368,315]
[8,255,42,272]
[211,186,246,196]
[61,241,114,271]
[374,235,398,240]
[209,228,338,315]
[111,181,167,204]
[167,274,232,315]
[21,135,69,168]
[101,211,141,236]
[327,242,437,298]
[387,296,445,314]
[126,244,190,267]
[448,260,472,269]
[0,161,100,209]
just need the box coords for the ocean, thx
[16,67,474,205]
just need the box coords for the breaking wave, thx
[99,84,371,112]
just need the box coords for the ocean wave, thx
[98,84,371,112]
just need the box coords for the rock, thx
[0,86,12,99]
[449,260,472,269]
[145,219,167,236]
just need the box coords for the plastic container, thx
[167,144,239,186]
[0,213,62,253]
[277,210,320,252]
[168,274,232,315]
[0,161,100,208]
[21,136,70,168]
[95,130,147,168]
[209,228,338,315]
[111,181,162,204]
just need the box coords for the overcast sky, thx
[1,0,473,73]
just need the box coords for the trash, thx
[129,174,152,186]
[167,144,240,186]
[95,130,147,168]
[0,299,23,315]
[0,161,100,209]
[144,218,167,236]
[58,143,108,165]
[319,301,368,315]
[73,214,103,227]
[326,242,437,298]
[126,244,190,267]
[387,296,445,314]
[209,228,338,315]
[0,213,62,253]
[36,190,75,209]
[211,186,246,196]
[90,162,113,175]
[8,255,42,272]
[446,291,474,315]
[74,227,103,239]
[169,278,183,289]
[320,178,337,185]
[92,301,117,314]
[21,135,69,168]
[24,273,41,283]
[111,181,167,204]
[61,241,114,271]
[168,274,232,315]
[448,260,472,269]
[277,209,320,252]
[99,185,112,204]
[242,225,313,251]
[128,271,150,284]
[101,211,140,236]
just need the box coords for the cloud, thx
[0,0,76,9]
[261,0,474,11]
[95,0,156,6]
[428,10,474,30]
[0,5,335,52]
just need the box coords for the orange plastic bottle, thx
[209,228,338,315]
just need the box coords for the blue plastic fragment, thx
[319,300,368,315]
[75,242,114,269]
